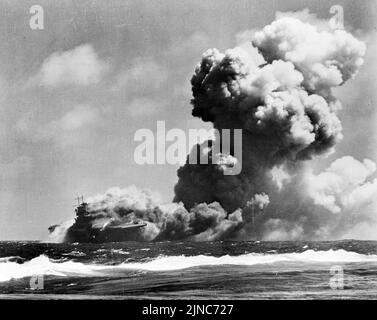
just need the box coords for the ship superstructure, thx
[49,196,147,243]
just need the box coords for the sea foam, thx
[1,249,377,282]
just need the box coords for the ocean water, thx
[1,240,377,299]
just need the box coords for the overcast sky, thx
[0,0,376,240]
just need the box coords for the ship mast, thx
[75,195,84,206]
[245,198,262,228]
[251,201,255,226]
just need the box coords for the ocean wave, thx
[1,249,377,282]
[111,249,130,255]
[0,255,108,282]
[118,249,377,271]
[62,250,87,257]
[0,256,25,263]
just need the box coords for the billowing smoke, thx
[63,186,242,242]
[55,12,376,242]
[257,155,377,240]
[174,13,372,240]
[175,15,364,209]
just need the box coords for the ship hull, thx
[64,226,145,243]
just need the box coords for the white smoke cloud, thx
[258,155,377,240]
[87,185,161,213]
[263,218,305,241]
[247,193,270,211]
[252,16,366,93]
[306,156,377,215]
[270,165,292,190]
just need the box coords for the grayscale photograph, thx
[0,0,376,305]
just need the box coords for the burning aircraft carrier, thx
[49,197,147,243]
